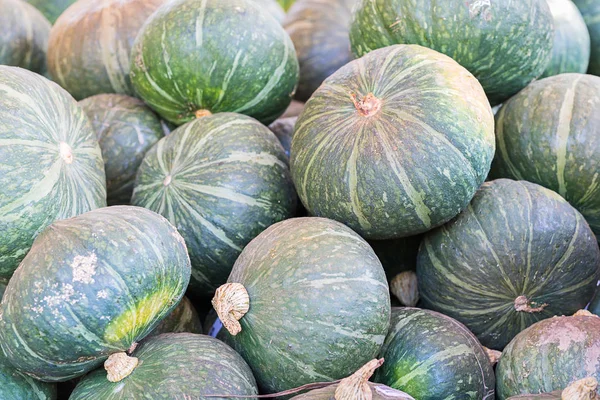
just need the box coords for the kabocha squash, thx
[0,0,51,74]
[492,74,600,242]
[0,66,106,283]
[496,312,600,399]
[506,377,600,399]
[573,0,600,75]
[132,113,296,297]
[349,0,554,106]
[291,44,495,240]
[0,206,191,382]
[47,0,167,100]
[146,296,202,338]
[541,0,590,78]
[417,179,600,350]
[212,217,391,394]
[130,0,299,126]
[284,0,357,101]
[0,352,56,400]
[374,308,495,400]
[79,94,165,206]
[25,0,76,24]
[69,333,258,399]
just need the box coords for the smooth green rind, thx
[0,352,56,400]
[0,66,106,283]
[146,297,202,338]
[47,0,168,100]
[70,333,258,399]
[283,0,356,101]
[79,94,165,206]
[291,382,415,399]
[573,0,600,75]
[417,179,600,350]
[129,0,299,126]
[496,314,600,399]
[491,74,600,242]
[0,206,191,382]
[221,217,390,393]
[25,0,76,24]
[291,44,495,239]
[349,0,554,106]
[132,113,296,297]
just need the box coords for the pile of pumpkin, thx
[1,0,600,398]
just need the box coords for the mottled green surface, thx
[26,0,76,23]
[417,179,600,350]
[0,351,56,399]
[573,0,600,75]
[132,113,296,297]
[491,74,600,242]
[146,296,202,338]
[497,314,600,399]
[268,116,297,158]
[283,0,356,101]
[70,333,258,399]
[369,235,422,281]
[130,0,299,126]
[350,0,554,106]
[291,382,414,399]
[0,206,191,382]
[48,0,167,100]
[79,94,165,205]
[0,66,106,283]
[291,44,495,239]
[374,308,494,399]
[221,217,391,393]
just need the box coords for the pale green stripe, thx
[555,76,581,197]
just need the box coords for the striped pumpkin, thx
[129,0,299,126]
[0,206,191,382]
[25,0,76,24]
[291,44,495,239]
[0,66,106,283]
[573,0,600,75]
[47,0,167,100]
[491,74,600,242]
[0,352,56,400]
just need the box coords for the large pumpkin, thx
[0,66,106,283]
[349,0,554,106]
[573,0,600,75]
[491,74,600,242]
[25,0,76,23]
[47,0,167,100]
[417,179,600,350]
[291,44,495,240]
[0,206,191,382]
[129,0,299,126]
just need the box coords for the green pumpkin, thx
[25,0,76,24]
[146,297,202,338]
[291,44,495,239]
[0,352,56,400]
[573,0,600,75]
[349,0,554,106]
[0,206,191,382]
[0,66,106,283]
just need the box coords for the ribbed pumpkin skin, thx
[221,217,391,394]
[573,0,600,75]
[79,94,165,206]
[0,66,106,283]
[291,383,414,399]
[147,296,202,338]
[129,0,299,126]
[349,0,554,106]
[291,44,495,240]
[541,0,590,78]
[0,206,191,382]
[26,0,76,23]
[283,0,356,101]
[417,179,600,350]
[0,352,56,400]
[47,0,167,100]
[69,333,258,399]
[496,314,600,399]
[374,308,495,400]
[491,74,600,242]
[132,113,296,297]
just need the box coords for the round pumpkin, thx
[79,94,165,206]
[417,179,600,350]
[132,113,296,297]
[0,206,191,382]
[0,352,56,399]
[573,0,600,75]
[212,217,391,394]
[146,296,202,338]
[283,0,356,101]
[491,73,600,242]
[290,44,495,239]
[129,0,299,126]
[349,0,554,106]
[0,66,106,283]
[25,0,76,23]
[0,0,51,74]
[47,0,167,100]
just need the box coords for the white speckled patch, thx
[71,253,97,284]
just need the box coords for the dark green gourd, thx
[573,0,600,75]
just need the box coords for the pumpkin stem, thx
[390,271,419,307]
[514,295,548,313]
[574,310,595,317]
[351,93,382,117]
[483,347,501,366]
[212,283,250,336]
[334,359,384,400]
[562,377,599,400]
[59,142,74,164]
[194,109,212,119]
[104,352,139,382]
